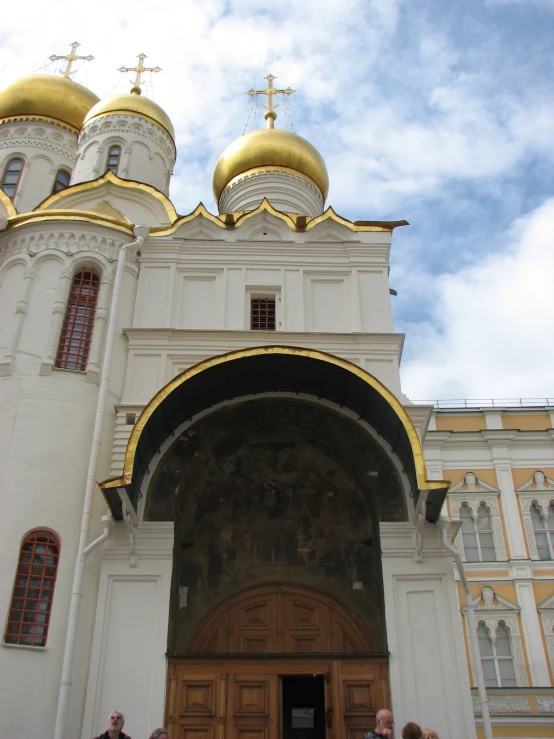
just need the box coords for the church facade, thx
[0,53,552,739]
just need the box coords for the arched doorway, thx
[166,585,389,739]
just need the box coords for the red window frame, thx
[251,297,276,330]
[106,145,121,174]
[52,168,71,194]
[4,530,60,647]
[55,268,100,371]
[1,157,24,199]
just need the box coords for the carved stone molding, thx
[79,114,175,162]
[0,120,77,160]
[0,231,129,266]
[472,694,530,713]
[537,695,554,713]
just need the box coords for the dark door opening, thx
[282,675,325,739]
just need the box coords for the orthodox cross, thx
[49,42,94,78]
[247,74,294,129]
[119,53,161,94]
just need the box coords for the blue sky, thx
[1,0,553,401]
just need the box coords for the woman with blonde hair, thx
[422,730,439,739]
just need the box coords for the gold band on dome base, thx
[0,115,80,133]
[220,165,323,201]
[84,110,176,152]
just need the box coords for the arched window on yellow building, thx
[459,502,496,562]
[530,501,554,560]
[477,620,517,688]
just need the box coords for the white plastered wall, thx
[381,521,477,739]
[80,522,174,739]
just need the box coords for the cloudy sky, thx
[1,0,553,403]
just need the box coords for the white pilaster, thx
[81,521,174,739]
[380,521,476,739]
[486,440,527,559]
[514,577,551,686]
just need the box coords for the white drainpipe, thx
[439,521,493,739]
[53,224,150,739]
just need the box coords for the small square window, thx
[251,297,276,330]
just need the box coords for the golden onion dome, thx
[84,91,175,142]
[0,74,100,130]
[213,128,329,202]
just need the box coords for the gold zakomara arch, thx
[102,345,447,495]
[0,187,17,218]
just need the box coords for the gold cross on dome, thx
[247,74,295,129]
[49,42,94,79]
[119,53,161,94]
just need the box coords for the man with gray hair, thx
[93,710,132,739]
[364,708,394,739]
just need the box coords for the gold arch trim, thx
[7,210,134,234]
[38,169,178,222]
[0,188,17,218]
[101,346,447,494]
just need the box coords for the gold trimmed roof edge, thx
[0,188,18,218]
[100,345,449,495]
[6,209,134,234]
[0,114,80,133]
[152,199,405,236]
[37,170,178,222]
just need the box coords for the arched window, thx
[52,169,71,194]
[106,145,121,174]
[460,503,496,562]
[4,530,60,647]
[1,157,23,199]
[55,268,100,371]
[477,621,517,687]
[530,502,554,560]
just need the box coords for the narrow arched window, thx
[1,157,23,199]
[460,503,496,562]
[4,530,60,647]
[530,502,554,560]
[106,145,121,174]
[55,268,100,371]
[477,621,517,687]
[52,169,71,194]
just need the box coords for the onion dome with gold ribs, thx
[0,74,100,130]
[84,88,175,143]
[213,74,329,212]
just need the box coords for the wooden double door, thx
[166,657,389,739]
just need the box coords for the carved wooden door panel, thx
[339,662,390,739]
[225,673,279,739]
[167,665,225,739]
[323,666,342,739]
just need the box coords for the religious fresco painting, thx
[145,399,406,651]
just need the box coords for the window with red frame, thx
[1,157,24,199]
[251,297,276,330]
[4,530,60,647]
[55,268,100,371]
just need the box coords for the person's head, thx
[148,729,169,739]
[422,731,439,739]
[108,711,125,733]
[376,709,394,733]
[402,723,422,739]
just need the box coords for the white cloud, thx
[401,198,554,400]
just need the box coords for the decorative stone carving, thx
[472,695,530,713]
[40,267,73,374]
[0,231,129,267]
[448,473,507,561]
[517,472,554,560]
[537,695,554,713]
[463,586,528,688]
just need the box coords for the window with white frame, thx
[477,620,517,687]
[530,501,554,560]
[459,502,496,562]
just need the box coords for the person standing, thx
[364,708,395,738]
[93,710,131,739]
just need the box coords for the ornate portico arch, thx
[101,346,448,522]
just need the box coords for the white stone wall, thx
[0,220,140,739]
[0,118,78,212]
[72,114,175,195]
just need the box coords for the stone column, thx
[40,267,73,375]
[514,574,551,685]
[0,264,35,376]
[380,520,477,739]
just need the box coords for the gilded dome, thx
[84,92,175,142]
[213,128,329,202]
[0,74,100,130]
